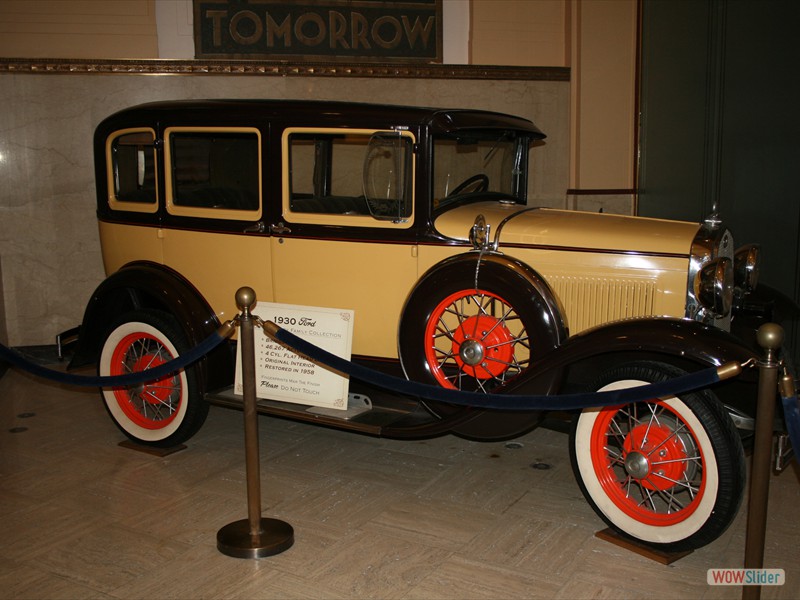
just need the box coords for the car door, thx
[269,128,419,360]
[159,125,273,323]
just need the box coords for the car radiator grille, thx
[548,276,657,334]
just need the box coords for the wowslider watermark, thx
[707,569,785,586]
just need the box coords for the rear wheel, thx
[99,309,207,447]
[569,361,745,551]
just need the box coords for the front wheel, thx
[99,309,207,447]
[569,361,745,552]
[399,260,563,395]
[398,258,566,440]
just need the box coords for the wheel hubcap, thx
[624,451,650,479]
[452,315,515,379]
[458,338,485,366]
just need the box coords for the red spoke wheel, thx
[398,257,566,439]
[99,310,207,447]
[588,400,706,527]
[570,361,745,551]
[423,289,528,391]
[109,331,182,430]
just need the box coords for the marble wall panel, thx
[0,73,569,345]
[0,257,6,345]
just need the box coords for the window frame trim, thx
[106,127,159,214]
[282,127,416,230]
[164,126,263,221]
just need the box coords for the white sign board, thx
[234,302,354,410]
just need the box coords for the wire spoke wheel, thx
[570,361,745,551]
[99,309,206,447]
[110,332,183,429]
[398,258,565,439]
[424,289,530,392]
[591,400,705,526]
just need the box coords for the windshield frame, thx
[431,129,531,215]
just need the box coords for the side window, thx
[106,129,158,213]
[284,128,414,226]
[165,127,261,220]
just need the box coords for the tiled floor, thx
[1,368,798,599]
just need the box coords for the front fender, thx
[407,251,569,344]
[69,261,234,391]
[503,317,759,395]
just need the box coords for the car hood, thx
[434,202,700,256]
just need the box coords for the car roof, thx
[96,99,546,139]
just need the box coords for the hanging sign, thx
[235,302,354,410]
[194,0,442,62]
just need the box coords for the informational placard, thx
[234,302,354,410]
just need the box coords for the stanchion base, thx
[595,528,692,565]
[217,518,294,559]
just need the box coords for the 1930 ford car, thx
[70,99,765,553]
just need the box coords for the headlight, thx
[734,244,759,294]
[694,257,734,317]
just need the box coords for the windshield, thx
[433,131,527,210]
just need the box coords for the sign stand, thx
[217,287,294,559]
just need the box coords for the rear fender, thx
[69,261,234,392]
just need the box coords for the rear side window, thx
[165,127,261,220]
[106,129,158,213]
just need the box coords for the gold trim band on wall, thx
[0,58,569,81]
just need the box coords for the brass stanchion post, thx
[742,323,782,600]
[217,287,294,559]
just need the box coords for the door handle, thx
[243,221,265,233]
[270,222,292,235]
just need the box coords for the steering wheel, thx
[448,174,489,196]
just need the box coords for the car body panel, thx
[78,99,760,419]
[270,237,418,357]
[98,222,163,271]
[161,228,274,324]
[434,203,700,255]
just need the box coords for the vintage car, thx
[69,99,764,553]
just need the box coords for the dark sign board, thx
[194,1,442,63]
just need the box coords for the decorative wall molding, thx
[0,58,569,81]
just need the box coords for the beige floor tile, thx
[33,522,191,594]
[364,494,500,551]
[1,369,799,599]
[110,543,283,599]
[0,499,114,562]
[406,554,561,599]
[303,529,452,599]
[0,559,113,599]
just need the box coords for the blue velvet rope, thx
[782,393,800,459]
[0,330,227,388]
[268,325,723,411]
[0,321,728,411]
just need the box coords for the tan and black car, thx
[71,99,764,552]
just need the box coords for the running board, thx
[205,385,433,436]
